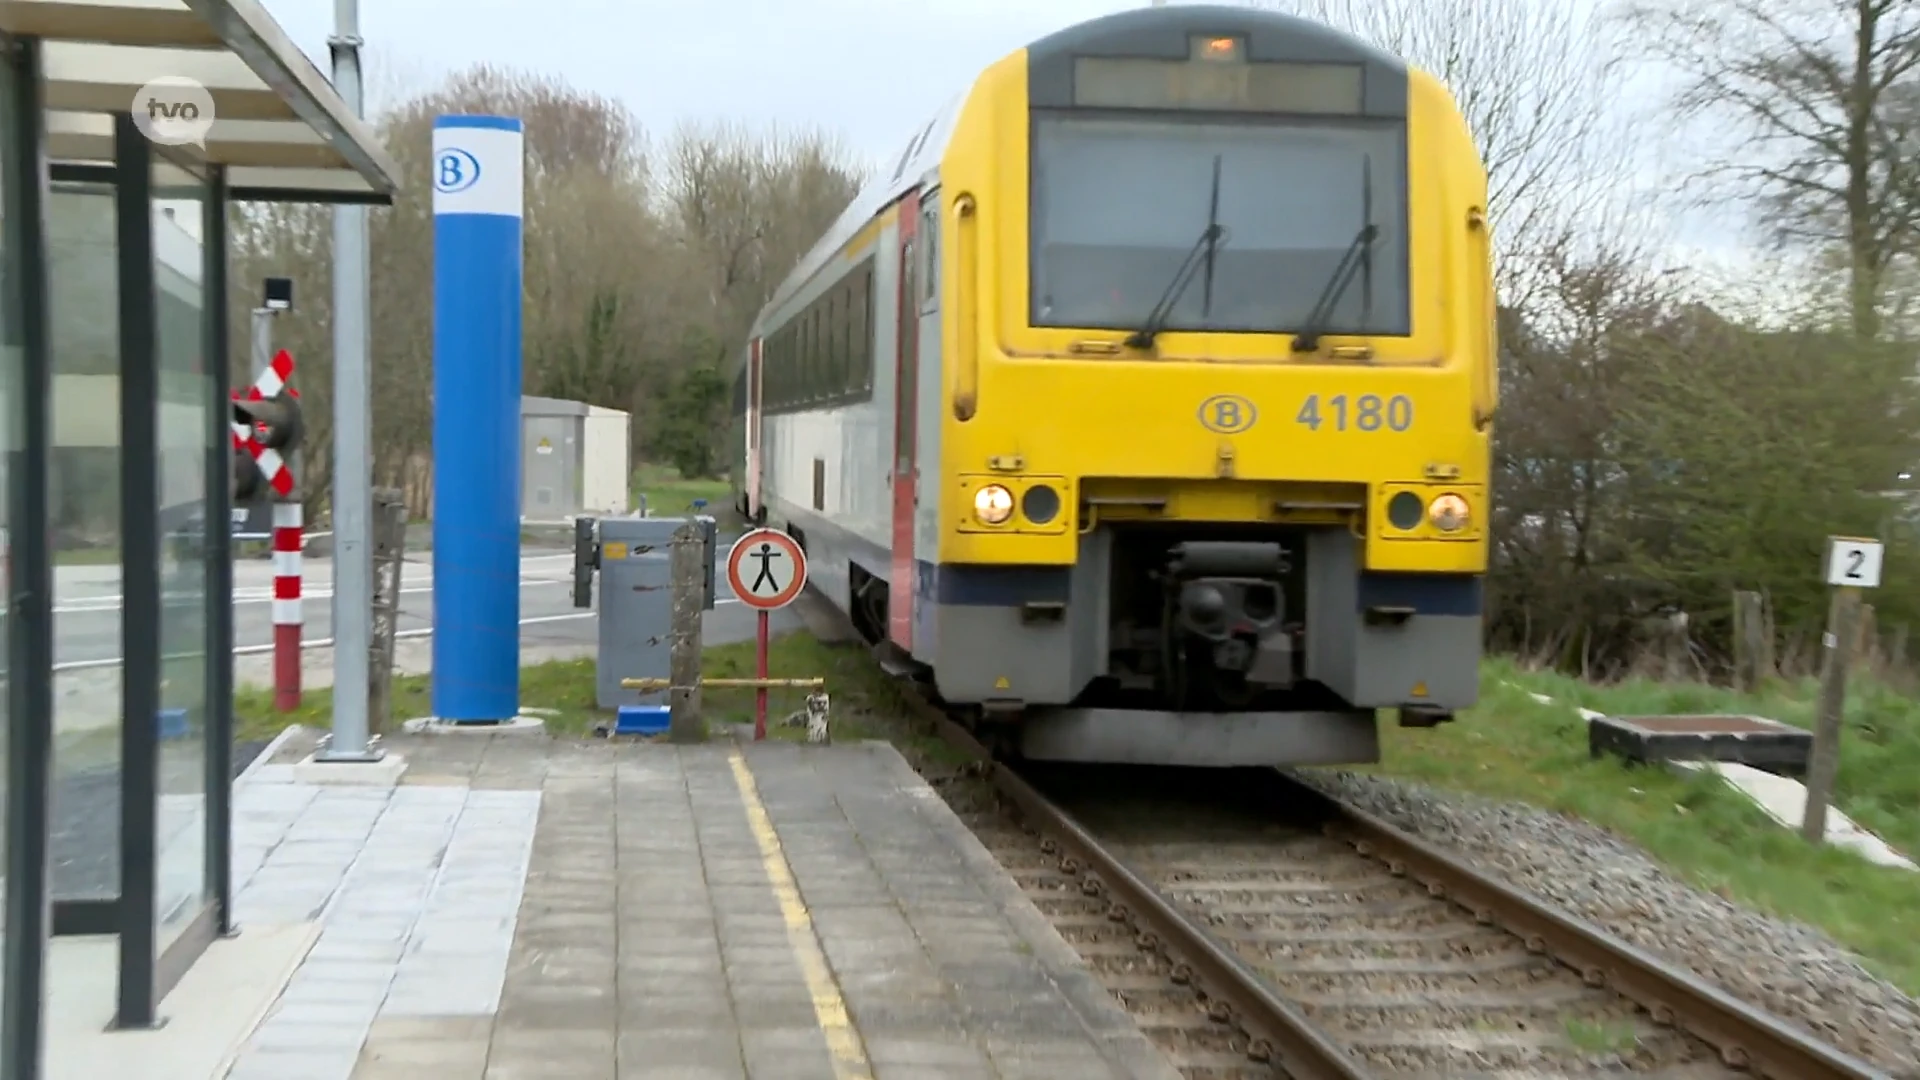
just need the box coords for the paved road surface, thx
[50,542,796,670]
[49,541,807,731]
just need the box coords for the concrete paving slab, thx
[470,738,1181,1080]
[44,923,321,1080]
[164,728,1181,1080]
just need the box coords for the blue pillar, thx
[431,115,524,722]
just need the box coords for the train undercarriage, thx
[844,522,1460,767]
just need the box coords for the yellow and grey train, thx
[728,4,1496,767]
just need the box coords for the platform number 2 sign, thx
[1824,536,1884,589]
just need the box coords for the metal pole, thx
[754,610,769,741]
[249,307,272,377]
[320,0,380,761]
[246,304,270,540]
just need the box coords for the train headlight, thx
[1428,493,1470,532]
[973,484,1014,525]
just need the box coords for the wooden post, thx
[1731,590,1771,692]
[667,521,706,743]
[1802,588,1861,843]
[1803,535,1884,845]
[367,487,407,736]
[1661,610,1690,681]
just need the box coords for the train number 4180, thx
[1295,393,1414,433]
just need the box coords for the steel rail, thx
[920,709,1371,1080]
[1269,774,1891,1080]
[862,617,1888,1080]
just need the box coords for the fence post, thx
[1731,589,1772,692]
[367,487,407,736]
[668,521,705,743]
[1803,587,1862,843]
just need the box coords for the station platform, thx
[214,730,1183,1080]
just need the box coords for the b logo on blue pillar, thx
[435,148,481,194]
[430,115,522,219]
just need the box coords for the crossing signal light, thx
[231,393,302,503]
[232,442,264,503]
[232,394,303,450]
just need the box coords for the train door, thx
[745,336,763,518]
[888,194,921,649]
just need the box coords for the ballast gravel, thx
[1291,768,1920,1080]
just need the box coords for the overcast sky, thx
[265,0,1148,168]
[253,0,1782,306]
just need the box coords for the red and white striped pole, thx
[272,501,303,711]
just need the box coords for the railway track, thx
[894,692,1891,1080]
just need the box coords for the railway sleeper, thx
[1287,984,1598,1012]
[1342,1023,1685,1052]
[1259,950,1558,977]
[1210,923,1507,947]
[1153,873,1402,894]
[1374,1060,1751,1068]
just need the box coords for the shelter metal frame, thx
[0,0,398,1071]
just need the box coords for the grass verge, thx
[230,631,956,758]
[631,462,731,518]
[233,658,602,743]
[55,547,120,566]
[1350,655,1920,994]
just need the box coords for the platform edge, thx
[856,740,1188,1080]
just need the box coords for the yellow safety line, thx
[727,751,874,1080]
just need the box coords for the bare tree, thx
[1631,0,1920,340]
[662,119,864,354]
[229,64,866,511]
[1258,0,1635,291]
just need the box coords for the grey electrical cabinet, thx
[522,394,632,520]
[592,515,718,710]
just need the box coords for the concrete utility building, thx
[520,394,631,520]
[0,2,401,1077]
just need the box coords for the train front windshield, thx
[1028,114,1410,338]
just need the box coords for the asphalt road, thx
[50,541,803,671]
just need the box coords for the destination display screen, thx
[1071,57,1364,115]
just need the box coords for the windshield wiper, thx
[1125,154,1226,350]
[1291,223,1378,353]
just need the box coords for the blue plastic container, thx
[615,704,670,735]
[157,707,189,740]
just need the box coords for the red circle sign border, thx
[726,527,808,610]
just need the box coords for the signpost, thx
[1802,535,1883,844]
[725,527,808,740]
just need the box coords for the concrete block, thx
[291,753,410,787]
[738,1027,838,1080]
[864,1036,993,1069]
[614,1028,745,1072]
[402,716,547,737]
[226,1048,361,1080]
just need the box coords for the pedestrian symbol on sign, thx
[726,528,807,611]
[749,542,781,594]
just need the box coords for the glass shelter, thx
[0,3,400,1076]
